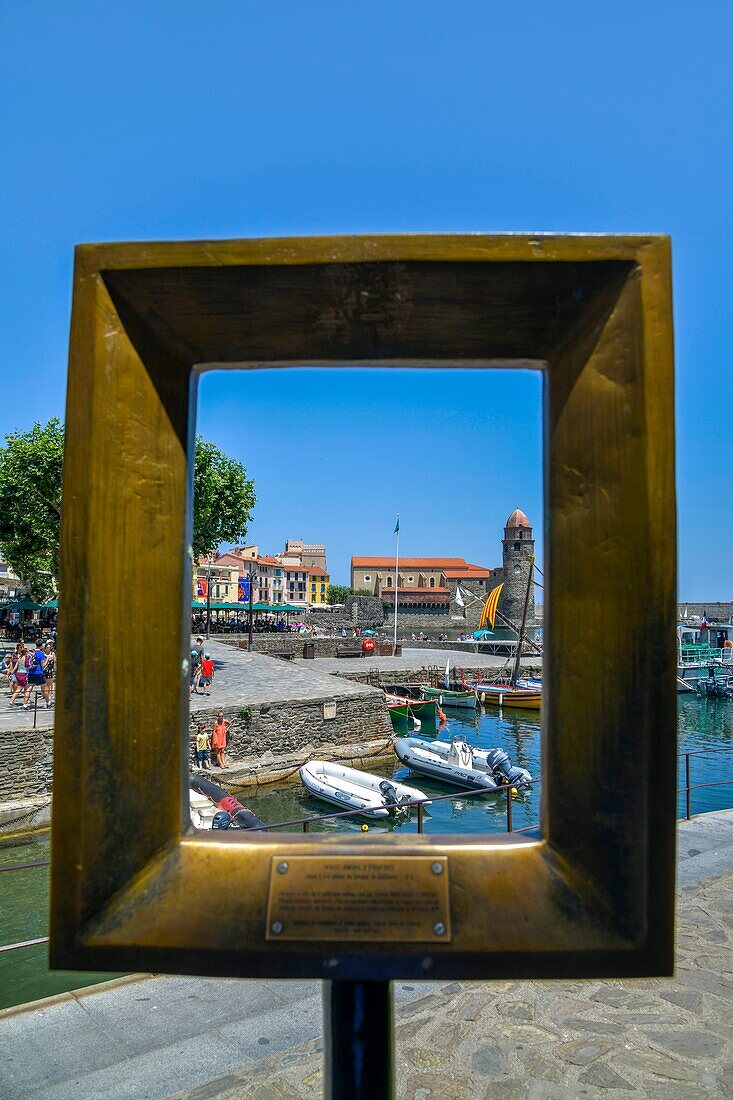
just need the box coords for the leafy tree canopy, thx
[0,422,256,600]
[192,436,256,560]
[327,584,351,605]
[0,419,63,602]
[327,585,373,604]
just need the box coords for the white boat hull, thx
[394,736,532,792]
[299,760,428,819]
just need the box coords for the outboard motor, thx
[379,779,401,808]
[486,748,531,788]
[504,764,531,788]
[212,810,232,829]
[486,747,511,780]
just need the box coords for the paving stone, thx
[559,1016,626,1036]
[556,1036,614,1066]
[647,1029,723,1060]
[430,1021,473,1050]
[517,1050,566,1083]
[717,1062,733,1096]
[403,1045,455,1072]
[469,1038,508,1078]
[495,1000,534,1022]
[659,990,705,1014]
[403,1071,475,1099]
[577,1061,634,1090]
[615,1048,698,1082]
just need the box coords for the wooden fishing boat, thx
[419,684,478,709]
[383,691,437,721]
[476,683,541,710]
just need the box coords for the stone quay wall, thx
[0,690,393,816]
[0,726,53,803]
[233,636,375,659]
[188,691,393,766]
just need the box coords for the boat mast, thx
[511,555,534,687]
[393,515,400,656]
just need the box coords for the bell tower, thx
[500,508,535,626]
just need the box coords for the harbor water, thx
[1,694,731,1010]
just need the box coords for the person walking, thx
[8,646,29,706]
[23,642,48,708]
[190,636,204,694]
[211,711,230,769]
[43,642,56,706]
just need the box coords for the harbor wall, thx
[0,691,393,816]
[188,691,393,765]
[0,726,53,803]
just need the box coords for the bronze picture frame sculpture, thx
[51,234,676,982]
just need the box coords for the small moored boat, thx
[394,736,532,792]
[299,760,428,819]
[475,683,541,710]
[419,684,478,709]
[189,774,266,830]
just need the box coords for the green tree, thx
[0,421,256,600]
[0,419,63,602]
[192,436,256,560]
[327,584,352,605]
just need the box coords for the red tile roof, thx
[352,556,489,571]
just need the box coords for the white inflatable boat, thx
[394,736,532,792]
[299,760,428,819]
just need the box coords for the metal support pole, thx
[417,801,424,833]
[248,567,254,651]
[685,753,691,820]
[323,980,394,1100]
[205,555,213,639]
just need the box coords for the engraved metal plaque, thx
[266,856,451,942]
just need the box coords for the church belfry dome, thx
[505,508,531,530]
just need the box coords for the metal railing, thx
[0,749,731,956]
[679,645,733,667]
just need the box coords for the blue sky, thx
[1,2,731,596]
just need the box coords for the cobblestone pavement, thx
[0,643,535,732]
[189,641,382,709]
[291,646,541,678]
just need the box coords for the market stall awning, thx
[1,598,43,611]
[192,601,251,611]
[43,599,59,608]
[191,601,305,613]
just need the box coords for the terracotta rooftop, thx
[352,556,489,571]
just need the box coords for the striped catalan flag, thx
[478,582,503,630]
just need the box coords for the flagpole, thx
[393,516,400,656]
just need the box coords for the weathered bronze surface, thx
[265,856,451,942]
[50,234,676,981]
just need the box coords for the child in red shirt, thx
[200,654,215,696]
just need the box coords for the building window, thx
[386,577,393,587]
[407,575,414,583]
[274,569,281,577]
[513,564,522,575]
[364,574,371,582]
[429,577,435,588]
[514,542,521,551]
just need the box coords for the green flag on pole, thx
[394,516,400,534]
